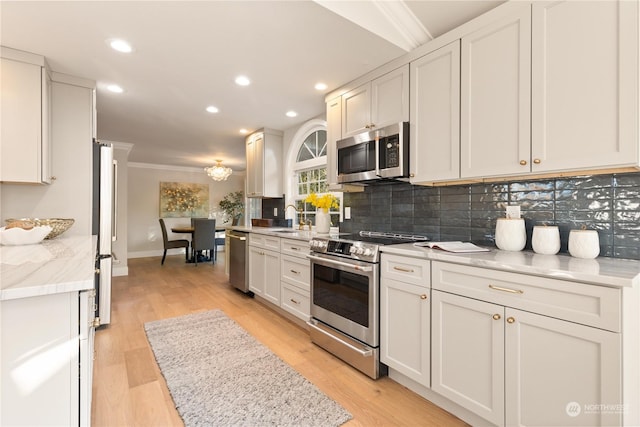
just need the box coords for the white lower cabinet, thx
[432,261,622,427]
[505,308,621,427]
[380,254,431,387]
[431,290,504,425]
[1,290,95,426]
[279,238,311,322]
[249,234,311,322]
[248,234,281,304]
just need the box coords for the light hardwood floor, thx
[92,253,467,426]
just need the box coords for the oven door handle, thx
[307,254,374,272]
[308,320,373,357]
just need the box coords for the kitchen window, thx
[287,122,341,227]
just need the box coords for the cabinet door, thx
[410,41,460,183]
[0,58,43,183]
[246,133,264,197]
[341,83,370,137]
[531,0,638,173]
[380,278,430,387]
[505,308,621,427]
[41,68,53,184]
[461,5,531,179]
[371,65,409,130]
[263,251,281,305]
[432,290,505,426]
[326,97,342,188]
[248,246,265,296]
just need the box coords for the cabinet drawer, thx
[381,254,430,287]
[249,233,280,251]
[281,254,310,290]
[281,282,310,321]
[281,238,310,258]
[432,261,621,332]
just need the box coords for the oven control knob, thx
[363,248,373,256]
[349,246,357,254]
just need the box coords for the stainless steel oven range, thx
[307,231,428,379]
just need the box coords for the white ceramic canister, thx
[532,225,560,255]
[568,229,600,259]
[495,218,526,251]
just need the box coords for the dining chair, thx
[159,218,190,265]
[213,231,226,262]
[192,218,217,265]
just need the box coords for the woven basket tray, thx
[6,218,74,239]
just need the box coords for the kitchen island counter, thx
[0,235,95,301]
[381,243,640,288]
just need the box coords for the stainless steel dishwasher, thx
[228,230,250,293]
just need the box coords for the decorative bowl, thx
[0,225,53,246]
[5,218,75,239]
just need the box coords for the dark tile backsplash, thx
[340,172,640,260]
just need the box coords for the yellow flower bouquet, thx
[305,193,339,212]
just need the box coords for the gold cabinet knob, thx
[506,317,515,324]
[533,158,541,164]
[492,314,501,320]
[410,173,415,178]
[519,160,527,166]
[420,294,427,300]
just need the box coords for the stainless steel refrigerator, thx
[92,140,114,326]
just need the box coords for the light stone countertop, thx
[381,243,640,288]
[0,235,95,301]
[228,226,324,242]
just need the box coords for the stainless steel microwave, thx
[336,122,409,184]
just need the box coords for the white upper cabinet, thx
[341,65,409,138]
[530,0,639,173]
[326,96,365,193]
[460,5,532,179]
[0,48,52,184]
[326,97,342,189]
[410,40,461,184]
[246,128,283,198]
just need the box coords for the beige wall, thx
[127,163,244,257]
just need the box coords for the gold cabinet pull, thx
[290,298,299,305]
[492,313,501,320]
[290,269,300,275]
[533,158,541,164]
[520,160,527,165]
[393,266,414,273]
[506,317,515,324]
[489,284,524,294]
[420,294,428,300]
[290,247,300,251]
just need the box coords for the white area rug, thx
[144,309,352,427]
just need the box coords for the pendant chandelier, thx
[204,159,233,181]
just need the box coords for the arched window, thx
[286,120,341,228]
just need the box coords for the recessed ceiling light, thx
[315,82,328,91]
[106,84,124,93]
[286,111,298,118]
[240,129,249,135]
[206,105,219,113]
[108,39,133,53]
[235,75,251,86]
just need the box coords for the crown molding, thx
[313,0,431,52]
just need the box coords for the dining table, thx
[171,226,226,263]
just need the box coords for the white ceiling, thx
[0,1,502,171]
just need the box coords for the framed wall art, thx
[160,182,209,218]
